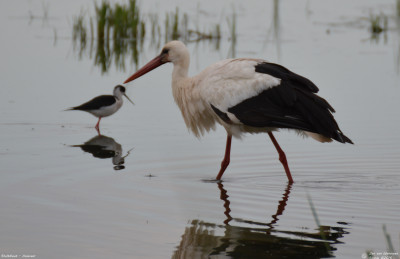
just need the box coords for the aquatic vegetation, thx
[366,12,390,44]
[382,224,398,258]
[164,7,180,42]
[28,2,50,23]
[369,13,388,34]
[397,0,400,17]
[72,11,87,58]
[226,10,237,58]
[306,192,333,257]
[364,225,399,259]
[72,0,226,73]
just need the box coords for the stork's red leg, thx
[267,132,294,183]
[216,134,232,180]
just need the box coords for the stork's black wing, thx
[227,62,353,144]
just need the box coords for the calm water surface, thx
[1,0,400,258]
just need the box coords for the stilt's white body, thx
[86,99,123,118]
[85,88,125,118]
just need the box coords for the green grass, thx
[226,9,237,58]
[72,11,87,58]
[364,225,399,259]
[369,13,388,34]
[382,224,398,257]
[72,1,228,73]
[397,0,400,17]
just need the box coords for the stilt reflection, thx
[71,134,133,170]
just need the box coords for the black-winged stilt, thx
[124,41,353,183]
[67,85,134,132]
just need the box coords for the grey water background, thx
[1,0,400,258]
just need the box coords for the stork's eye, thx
[161,48,169,54]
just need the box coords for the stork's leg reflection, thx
[217,182,233,225]
[269,182,293,228]
[216,181,293,228]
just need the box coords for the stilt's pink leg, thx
[216,134,232,180]
[95,117,102,130]
[268,132,294,183]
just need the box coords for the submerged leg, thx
[267,132,294,183]
[216,134,232,180]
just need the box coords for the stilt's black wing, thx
[71,95,116,111]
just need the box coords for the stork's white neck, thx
[165,41,216,137]
[171,51,190,85]
[171,54,191,108]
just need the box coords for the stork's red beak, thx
[124,54,165,84]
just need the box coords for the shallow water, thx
[1,0,400,258]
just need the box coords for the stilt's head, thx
[123,41,189,84]
[114,85,134,105]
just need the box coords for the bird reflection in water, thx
[71,135,133,170]
[173,182,349,258]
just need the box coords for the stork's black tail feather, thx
[334,131,354,144]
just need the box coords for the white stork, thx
[124,41,353,183]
